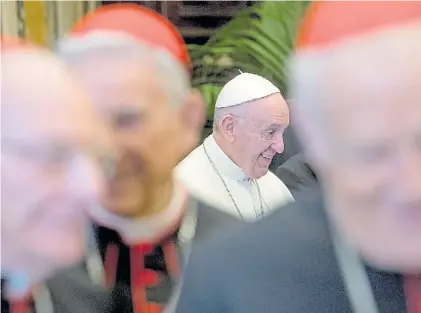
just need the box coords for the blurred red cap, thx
[296,1,421,51]
[68,3,191,71]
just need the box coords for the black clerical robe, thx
[176,189,421,313]
[275,152,318,198]
[1,197,239,313]
[93,196,240,313]
[1,265,131,313]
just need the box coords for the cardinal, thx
[1,37,123,313]
[57,4,241,313]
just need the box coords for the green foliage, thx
[188,1,310,120]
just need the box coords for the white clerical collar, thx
[89,178,189,245]
[203,134,248,181]
[2,271,31,299]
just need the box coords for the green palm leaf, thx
[189,1,311,120]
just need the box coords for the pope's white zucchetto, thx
[215,73,281,109]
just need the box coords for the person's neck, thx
[212,132,240,167]
[137,179,174,218]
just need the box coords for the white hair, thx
[287,19,421,115]
[213,100,254,132]
[56,31,190,108]
[287,18,421,163]
[287,49,328,125]
[213,93,282,132]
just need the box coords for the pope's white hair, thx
[213,103,241,131]
[57,31,190,109]
[213,93,282,132]
[213,98,258,132]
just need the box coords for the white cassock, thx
[176,134,294,222]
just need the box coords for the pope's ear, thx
[179,89,205,132]
[220,114,236,139]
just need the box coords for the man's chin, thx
[250,168,269,180]
[361,245,421,274]
[103,197,146,217]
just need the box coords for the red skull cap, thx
[296,1,421,52]
[66,3,191,70]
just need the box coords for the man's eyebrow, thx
[266,122,284,128]
[114,106,146,115]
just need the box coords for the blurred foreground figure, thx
[58,4,240,312]
[176,2,421,313]
[1,38,116,312]
[177,73,293,221]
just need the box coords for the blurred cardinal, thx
[57,4,241,313]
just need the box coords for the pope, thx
[176,72,294,221]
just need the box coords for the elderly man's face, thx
[73,53,202,217]
[304,27,421,272]
[1,51,110,282]
[234,94,289,179]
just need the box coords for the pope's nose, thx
[271,138,285,154]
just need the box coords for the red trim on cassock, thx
[130,244,163,313]
[162,241,181,279]
[104,243,119,288]
[10,297,31,313]
[404,275,421,313]
[103,193,189,313]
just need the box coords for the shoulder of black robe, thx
[275,152,318,198]
[193,197,244,246]
[47,263,132,313]
[176,188,406,313]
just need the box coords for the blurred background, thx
[0,0,308,169]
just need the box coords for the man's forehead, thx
[71,49,156,77]
[71,53,163,112]
[318,22,421,115]
[320,61,421,144]
[2,52,64,126]
[2,51,100,141]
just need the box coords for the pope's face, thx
[73,53,199,217]
[303,27,421,273]
[234,94,289,179]
[1,52,109,282]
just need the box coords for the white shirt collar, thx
[203,134,248,181]
[2,271,31,299]
[89,179,189,245]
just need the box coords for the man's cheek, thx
[3,200,32,235]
